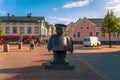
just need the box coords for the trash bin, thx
[4,43,9,52]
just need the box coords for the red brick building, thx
[73,17,120,44]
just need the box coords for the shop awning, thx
[0,35,36,39]
[0,36,20,39]
[23,35,35,39]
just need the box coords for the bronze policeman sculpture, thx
[47,24,72,64]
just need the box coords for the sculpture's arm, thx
[66,36,72,51]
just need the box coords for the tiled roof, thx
[0,16,45,23]
[88,18,103,27]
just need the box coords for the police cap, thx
[55,24,66,29]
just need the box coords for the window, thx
[27,27,32,34]
[34,27,39,34]
[86,23,90,29]
[13,27,17,33]
[96,32,99,37]
[80,24,83,29]
[113,33,119,38]
[20,27,24,34]
[84,38,86,41]
[35,23,39,25]
[89,32,93,36]
[6,23,10,25]
[84,38,90,41]
[20,23,24,25]
[102,32,106,37]
[87,38,90,41]
[117,33,119,37]
[13,23,17,25]
[5,26,10,34]
[77,32,80,37]
[28,23,31,25]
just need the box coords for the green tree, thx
[101,10,120,48]
[118,18,120,33]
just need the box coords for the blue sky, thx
[0,0,120,24]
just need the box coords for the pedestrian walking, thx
[36,37,41,46]
[30,39,34,50]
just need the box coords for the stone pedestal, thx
[4,44,9,52]
[18,42,22,49]
[44,60,74,70]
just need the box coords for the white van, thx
[83,36,101,47]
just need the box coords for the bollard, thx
[4,43,9,52]
[18,42,22,49]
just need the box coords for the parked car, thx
[83,36,101,47]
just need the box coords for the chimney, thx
[27,13,32,18]
[12,15,15,17]
[7,13,10,17]
[29,13,32,18]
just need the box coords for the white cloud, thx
[53,8,58,11]
[63,0,91,8]
[47,16,75,24]
[105,0,120,13]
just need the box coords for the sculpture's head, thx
[55,24,66,36]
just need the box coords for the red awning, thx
[0,35,35,39]
[0,36,20,39]
[23,35,35,39]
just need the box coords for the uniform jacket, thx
[47,34,72,51]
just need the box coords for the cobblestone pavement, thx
[0,44,119,80]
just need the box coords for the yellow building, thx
[0,20,3,35]
[0,13,48,43]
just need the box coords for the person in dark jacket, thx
[30,39,34,50]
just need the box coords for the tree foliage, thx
[117,18,120,33]
[101,10,119,33]
[101,10,120,48]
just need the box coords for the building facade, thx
[0,13,48,43]
[48,24,56,37]
[73,17,120,44]
[64,22,74,39]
